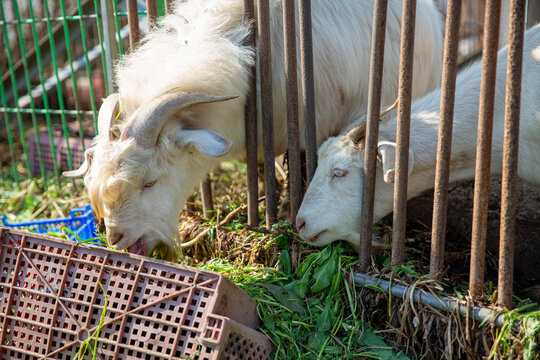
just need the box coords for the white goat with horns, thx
[65,0,443,257]
[296,24,540,250]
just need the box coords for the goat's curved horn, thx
[63,147,95,178]
[97,93,122,141]
[379,98,398,119]
[120,92,238,148]
[344,123,367,143]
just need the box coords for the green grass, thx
[200,239,410,359]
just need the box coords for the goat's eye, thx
[143,180,157,189]
[332,169,348,179]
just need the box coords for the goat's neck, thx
[382,84,486,202]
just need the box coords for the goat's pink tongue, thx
[128,241,145,256]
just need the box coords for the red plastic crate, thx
[27,130,93,175]
[0,228,272,359]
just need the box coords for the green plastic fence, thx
[0,0,165,183]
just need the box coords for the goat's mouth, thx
[305,230,328,245]
[127,238,147,256]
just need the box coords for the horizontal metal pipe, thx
[354,273,506,328]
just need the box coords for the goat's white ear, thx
[377,141,414,184]
[176,129,232,157]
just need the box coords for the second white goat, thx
[296,24,540,250]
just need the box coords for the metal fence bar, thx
[359,0,388,269]
[243,0,259,227]
[164,0,174,14]
[0,48,20,180]
[283,0,302,222]
[498,0,526,310]
[127,0,140,49]
[200,176,214,218]
[59,1,87,151]
[10,0,45,177]
[298,0,317,184]
[257,0,278,226]
[392,0,416,267]
[429,0,462,280]
[0,2,34,177]
[92,0,111,96]
[146,0,158,27]
[469,0,501,300]
[101,0,118,94]
[111,0,125,56]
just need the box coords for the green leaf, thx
[309,301,333,350]
[278,250,292,275]
[310,253,338,293]
[256,282,306,315]
[357,329,410,360]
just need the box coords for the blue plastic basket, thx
[0,204,100,245]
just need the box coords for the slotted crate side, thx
[0,228,271,360]
[27,131,93,176]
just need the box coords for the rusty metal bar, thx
[200,176,214,218]
[127,0,140,50]
[429,0,462,280]
[469,0,501,301]
[283,0,302,222]
[498,0,526,310]
[257,0,278,226]
[244,0,259,227]
[146,0,158,27]
[185,195,195,217]
[392,0,416,267]
[298,0,317,184]
[359,0,388,269]
[164,0,174,14]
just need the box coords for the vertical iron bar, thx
[92,0,111,96]
[146,0,158,27]
[185,195,195,216]
[429,0,462,280]
[257,0,278,226]
[392,0,416,267]
[298,0,317,184]
[9,0,44,177]
[359,0,388,269]
[200,176,214,218]
[469,0,501,300]
[100,0,117,93]
[498,0,526,310]
[127,0,140,49]
[164,0,174,14]
[244,0,259,227]
[283,0,302,222]
[111,0,125,55]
